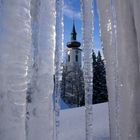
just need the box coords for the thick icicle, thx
[26,0,40,140]
[112,1,140,139]
[97,0,140,139]
[97,1,119,139]
[80,0,94,140]
[0,0,32,140]
[26,1,56,140]
[133,1,140,138]
[54,0,64,140]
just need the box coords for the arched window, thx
[68,55,70,62]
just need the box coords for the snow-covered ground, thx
[60,102,110,140]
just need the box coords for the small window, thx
[76,55,78,62]
[68,55,70,62]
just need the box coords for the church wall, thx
[66,48,82,68]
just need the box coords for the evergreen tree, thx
[93,51,108,104]
[92,50,98,103]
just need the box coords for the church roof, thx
[67,21,81,48]
[71,22,77,39]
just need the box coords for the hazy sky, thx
[63,0,101,53]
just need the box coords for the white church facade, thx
[61,22,85,107]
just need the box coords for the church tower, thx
[61,22,84,107]
[66,22,82,70]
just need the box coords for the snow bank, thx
[60,103,110,140]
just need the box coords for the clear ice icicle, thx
[25,1,56,140]
[97,0,140,139]
[80,0,94,140]
[97,0,120,139]
[54,0,64,140]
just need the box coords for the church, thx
[61,22,85,107]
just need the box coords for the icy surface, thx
[133,1,140,138]
[60,103,110,140]
[0,0,32,140]
[97,0,140,139]
[80,0,94,140]
[54,0,64,140]
[26,1,56,140]
[97,1,119,139]
[26,0,40,140]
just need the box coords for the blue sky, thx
[63,0,101,53]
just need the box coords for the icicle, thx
[25,0,40,140]
[54,0,64,140]
[97,0,120,139]
[26,1,56,140]
[112,1,139,139]
[0,0,32,140]
[80,0,94,140]
[97,0,140,139]
[133,1,140,139]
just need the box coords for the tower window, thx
[68,55,70,62]
[76,55,78,62]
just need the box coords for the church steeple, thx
[67,21,81,48]
[71,21,77,41]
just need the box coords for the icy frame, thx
[0,0,140,140]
